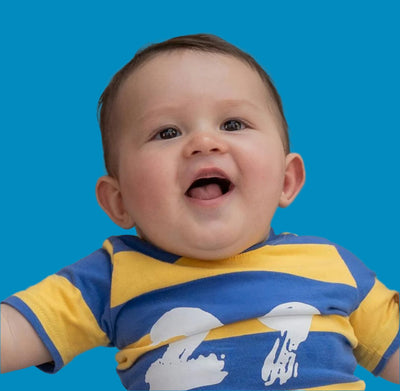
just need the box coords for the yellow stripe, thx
[14,275,110,366]
[116,334,185,371]
[351,279,399,372]
[103,238,114,261]
[305,380,365,390]
[110,243,356,308]
[116,314,357,370]
[178,244,356,286]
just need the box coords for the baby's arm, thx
[380,348,399,384]
[0,304,52,373]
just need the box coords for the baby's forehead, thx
[128,50,264,84]
[119,50,273,109]
[116,51,275,119]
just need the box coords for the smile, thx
[185,177,233,200]
[185,168,234,202]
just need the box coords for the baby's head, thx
[96,34,305,260]
[98,34,290,178]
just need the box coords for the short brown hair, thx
[98,34,290,176]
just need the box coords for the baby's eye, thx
[222,119,246,132]
[155,127,182,140]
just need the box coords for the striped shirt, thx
[4,231,399,390]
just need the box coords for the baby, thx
[1,34,399,390]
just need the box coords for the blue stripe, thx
[109,235,181,263]
[108,232,347,261]
[2,296,64,373]
[107,231,331,261]
[118,332,359,390]
[108,231,311,260]
[111,271,357,348]
[240,228,293,251]
[265,233,334,246]
[333,245,376,305]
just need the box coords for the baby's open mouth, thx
[185,177,233,200]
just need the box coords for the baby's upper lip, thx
[191,167,231,182]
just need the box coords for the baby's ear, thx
[279,153,305,208]
[95,176,135,229]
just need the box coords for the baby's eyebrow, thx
[217,99,263,110]
[138,99,264,123]
[137,105,181,123]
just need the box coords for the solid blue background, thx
[0,1,398,390]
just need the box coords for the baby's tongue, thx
[188,183,222,200]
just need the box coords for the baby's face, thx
[113,51,295,259]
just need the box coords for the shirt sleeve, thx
[2,248,113,373]
[334,243,399,376]
[350,278,399,375]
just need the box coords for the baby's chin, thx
[137,227,270,261]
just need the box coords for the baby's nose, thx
[183,132,228,157]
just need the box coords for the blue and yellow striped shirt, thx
[4,231,399,390]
